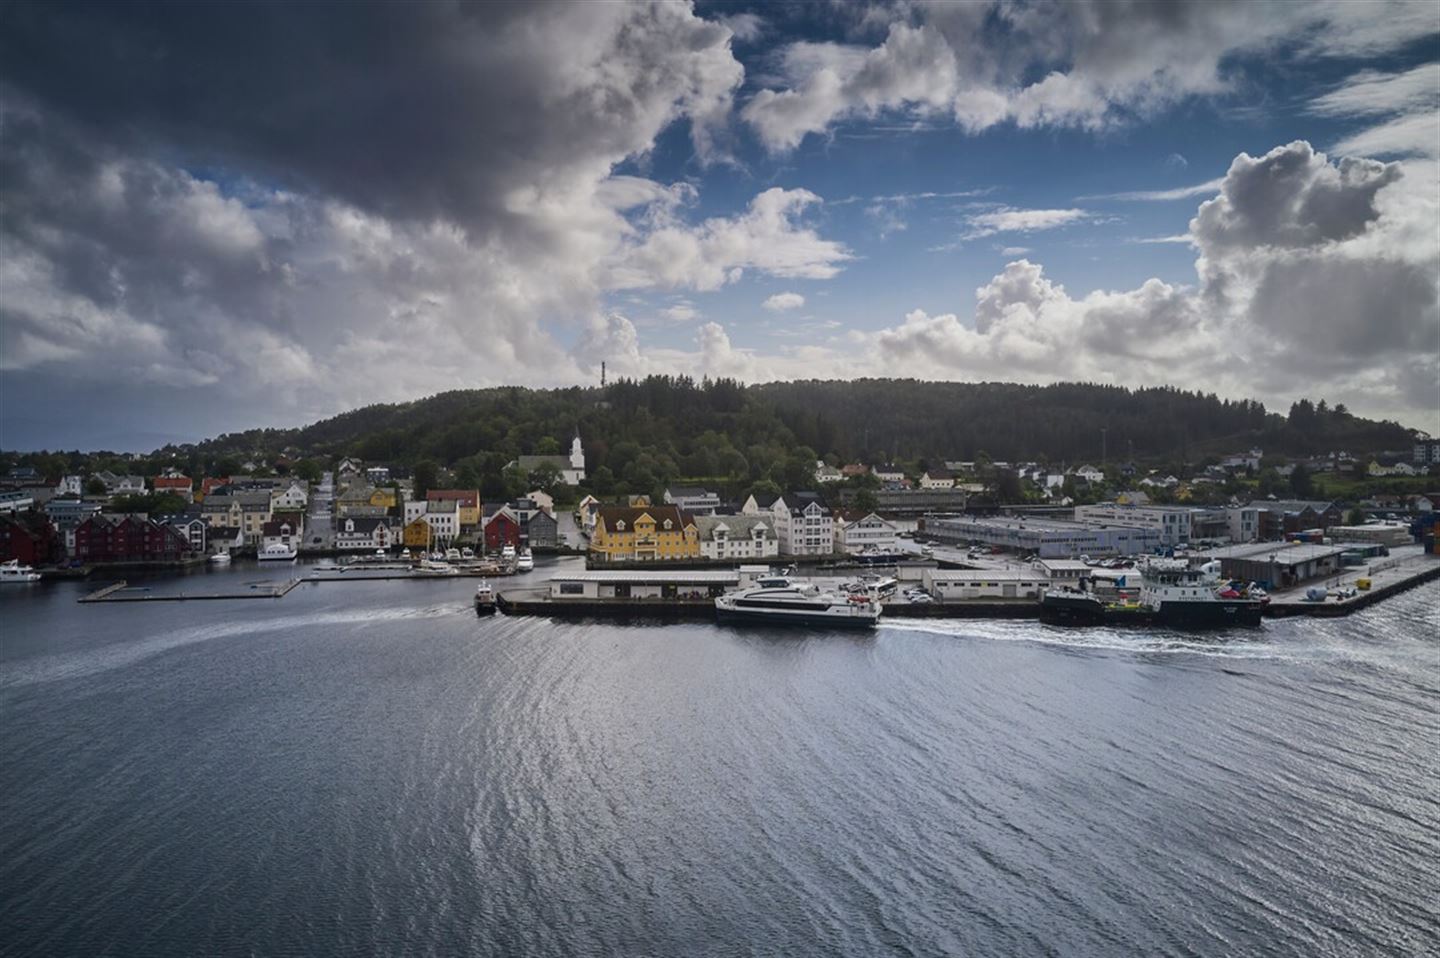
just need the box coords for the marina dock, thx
[79,578,302,602]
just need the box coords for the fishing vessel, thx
[715,580,881,629]
[1041,562,1264,628]
[257,542,298,562]
[0,559,42,583]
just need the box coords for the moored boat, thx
[1,559,42,583]
[257,542,298,562]
[515,549,534,572]
[1041,561,1264,629]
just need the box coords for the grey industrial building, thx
[924,514,1161,558]
[1204,542,1347,589]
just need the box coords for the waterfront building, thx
[834,512,899,553]
[590,505,700,563]
[155,514,209,553]
[419,499,461,544]
[921,568,1049,601]
[74,515,189,562]
[524,509,559,549]
[403,518,433,550]
[332,517,396,551]
[483,505,521,552]
[1204,542,1347,589]
[772,492,834,557]
[693,515,779,561]
[740,492,780,516]
[548,569,742,600]
[925,514,1160,558]
[237,492,274,544]
[0,513,61,566]
[260,518,301,553]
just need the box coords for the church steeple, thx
[569,429,584,471]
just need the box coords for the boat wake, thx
[877,617,1357,664]
[1,605,464,689]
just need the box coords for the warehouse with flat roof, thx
[924,514,1161,558]
[1207,542,1348,589]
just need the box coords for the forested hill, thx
[186,378,1416,477]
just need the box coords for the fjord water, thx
[2,563,1437,957]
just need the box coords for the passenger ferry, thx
[715,581,881,629]
[1041,561,1264,628]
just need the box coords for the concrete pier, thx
[79,578,302,602]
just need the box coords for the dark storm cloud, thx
[0,0,739,232]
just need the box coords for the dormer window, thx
[663,519,672,530]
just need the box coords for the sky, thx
[0,0,1437,451]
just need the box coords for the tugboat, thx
[1041,560,1265,629]
[474,579,497,616]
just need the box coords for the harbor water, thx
[2,560,1438,956]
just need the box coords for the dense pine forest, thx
[4,379,1421,502]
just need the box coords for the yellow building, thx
[369,487,398,509]
[403,517,432,549]
[591,505,700,563]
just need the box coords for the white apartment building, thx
[834,512,899,553]
[56,475,84,496]
[772,493,834,556]
[694,516,779,561]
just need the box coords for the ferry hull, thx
[1041,595,1263,629]
[716,606,879,629]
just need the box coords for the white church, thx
[509,432,586,486]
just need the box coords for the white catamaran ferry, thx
[715,580,881,629]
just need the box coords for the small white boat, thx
[461,547,475,560]
[0,559,42,583]
[445,548,461,561]
[400,548,412,559]
[257,542,298,562]
[500,544,517,562]
[474,579,496,615]
[515,550,534,572]
[208,552,232,564]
